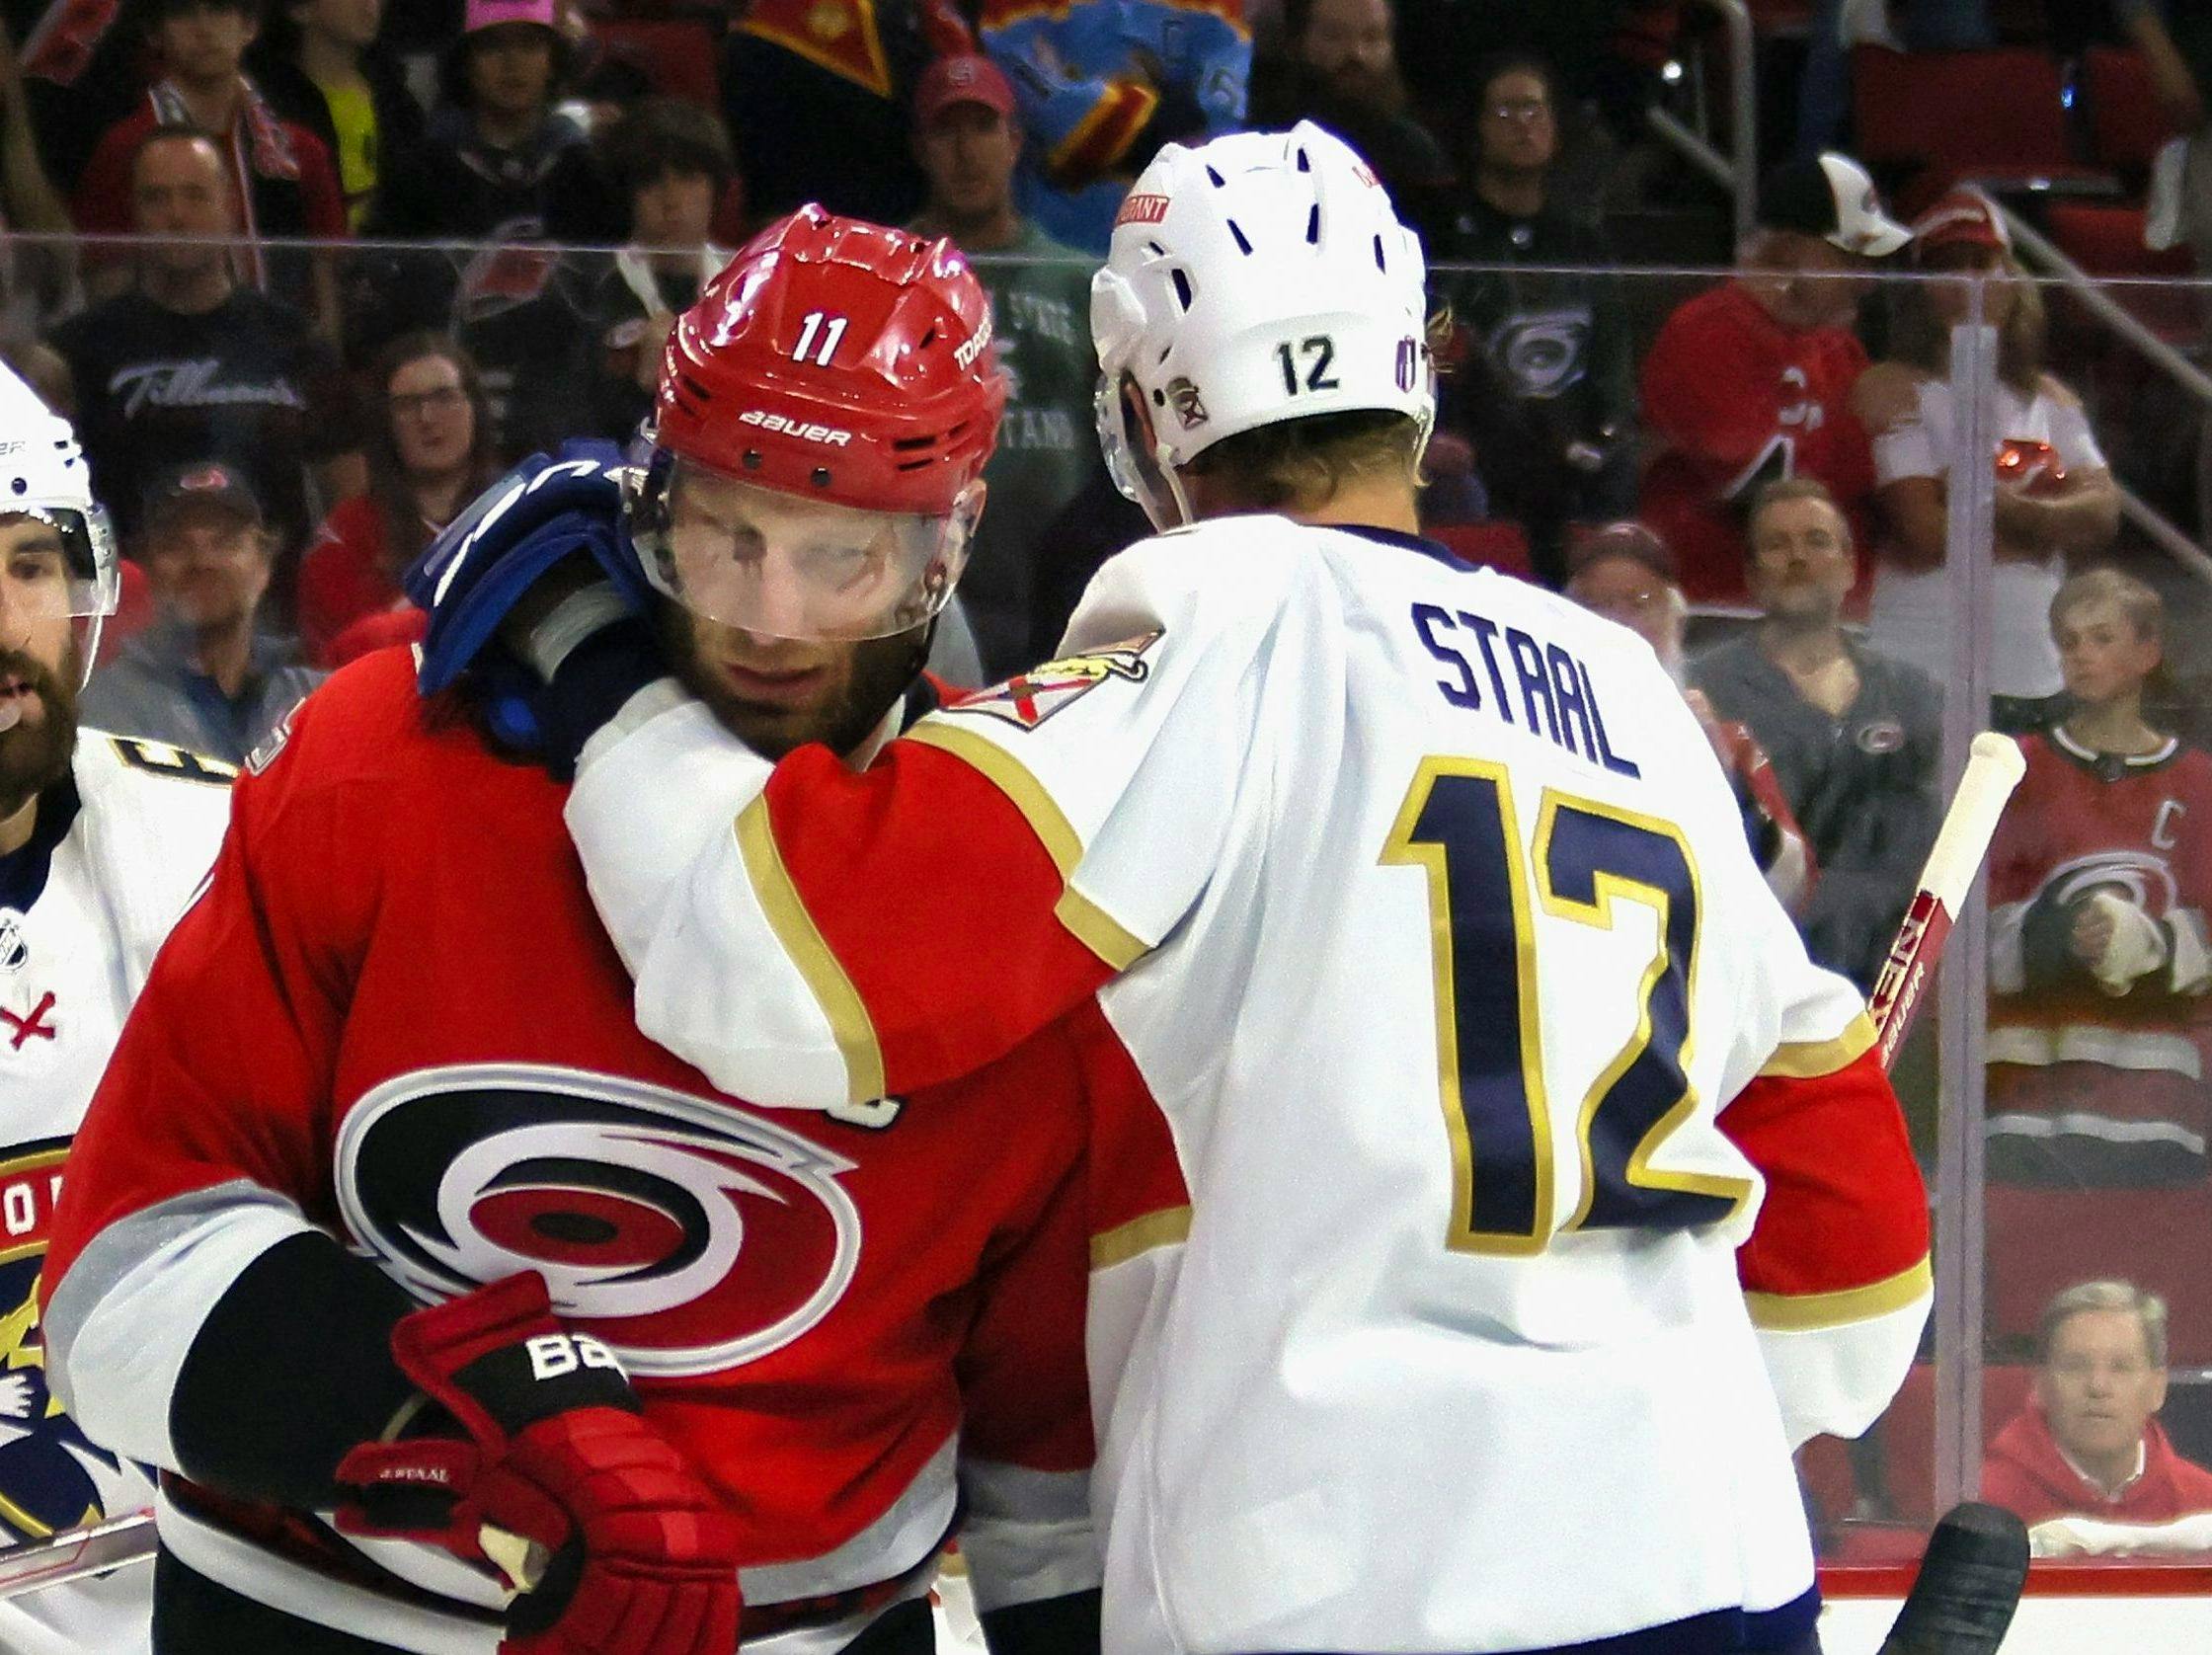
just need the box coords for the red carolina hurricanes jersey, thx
[1987,729,2212,1165]
[1639,281,1875,608]
[42,649,1186,1650]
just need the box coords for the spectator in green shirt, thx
[908,50,1097,677]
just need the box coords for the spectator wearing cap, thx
[1565,520,1815,913]
[1247,0,1456,243]
[1855,188,2120,735]
[73,0,351,321]
[48,124,364,574]
[365,0,610,243]
[249,0,426,231]
[1639,152,1906,611]
[1431,52,1635,588]
[908,50,1095,677]
[568,96,737,444]
[81,460,323,762]
[1691,477,1942,993]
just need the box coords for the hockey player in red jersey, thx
[425,128,1931,1654]
[1987,568,2212,1187]
[40,208,1177,1655]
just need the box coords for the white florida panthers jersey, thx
[562,515,1934,1655]
[0,731,232,1655]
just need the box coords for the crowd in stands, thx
[6,0,2212,1558]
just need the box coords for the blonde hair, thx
[2050,567,2163,645]
[1183,410,1426,515]
[2038,1280,2169,1369]
[1887,254,2049,395]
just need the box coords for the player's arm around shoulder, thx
[583,516,1302,1115]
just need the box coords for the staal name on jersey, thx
[1409,601,1642,779]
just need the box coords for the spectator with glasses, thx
[296,331,499,666]
[1434,52,1635,588]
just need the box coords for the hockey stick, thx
[1866,734,2028,1071]
[1876,1501,2030,1654]
[0,1510,154,1601]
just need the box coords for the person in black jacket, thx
[364,0,611,245]
[248,0,425,230]
[1431,52,1636,587]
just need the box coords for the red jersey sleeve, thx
[41,684,409,1484]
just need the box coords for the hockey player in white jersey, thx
[0,366,232,1653]
[424,127,1934,1654]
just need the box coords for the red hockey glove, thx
[335,1273,743,1655]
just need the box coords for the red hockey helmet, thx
[626,204,1007,641]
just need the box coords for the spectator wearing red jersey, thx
[1639,152,1906,611]
[1986,569,2212,1187]
[1984,1281,2212,1553]
[297,330,497,666]
[73,0,348,320]
[1856,189,2120,736]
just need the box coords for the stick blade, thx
[1876,1501,2030,1655]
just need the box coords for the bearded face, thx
[0,516,87,826]
[0,638,81,825]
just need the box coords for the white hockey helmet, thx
[1089,121,1436,528]
[0,362,117,680]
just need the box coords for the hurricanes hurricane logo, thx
[337,1064,862,1378]
[1489,309,1590,400]
[2046,849,2180,918]
[950,631,1163,730]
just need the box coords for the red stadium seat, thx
[2082,46,2181,175]
[1801,1365,2036,1530]
[1852,46,2112,203]
[591,17,723,110]
[2044,200,2199,342]
[1878,1364,2034,1522]
[1429,521,1536,580]
[1986,1179,2212,1366]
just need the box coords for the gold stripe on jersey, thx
[735,796,887,1104]
[1744,1255,1934,1332]
[1759,1012,1878,1080]
[1091,1205,1193,1270]
[906,721,1151,970]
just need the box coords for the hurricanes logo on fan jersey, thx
[2044,849,2180,917]
[336,1064,862,1378]
[948,632,1163,730]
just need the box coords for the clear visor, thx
[0,505,118,622]
[629,456,975,643]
